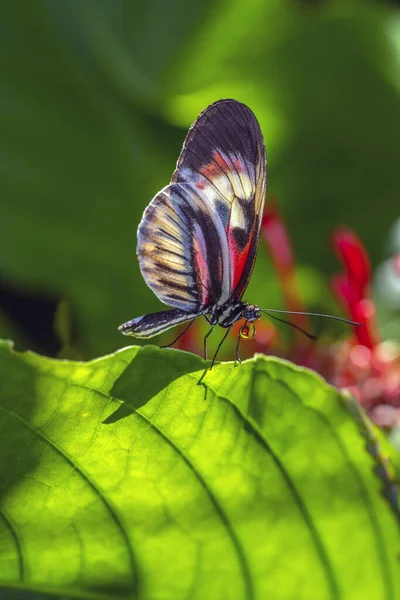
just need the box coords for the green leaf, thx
[0,340,399,599]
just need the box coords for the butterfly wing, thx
[172,98,267,304]
[124,99,266,338]
[136,182,230,313]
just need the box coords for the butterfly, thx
[119,99,358,370]
[119,99,267,368]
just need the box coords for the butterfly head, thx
[242,303,261,322]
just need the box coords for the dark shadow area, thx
[0,278,64,356]
[105,346,206,423]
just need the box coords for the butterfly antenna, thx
[259,309,361,327]
[260,310,317,340]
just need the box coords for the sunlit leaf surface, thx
[0,340,398,599]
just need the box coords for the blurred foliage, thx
[1,0,400,357]
[1,340,399,599]
[374,218,400,339]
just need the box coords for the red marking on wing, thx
[196,179,207,190]
[193,224,212,306]
[196,151,241,183]
[194,156,224,191]
[199,156,223,179]
[213,152,228,169]
[228,229,253,293]
[212,151,248,179]
[231,156,244,171]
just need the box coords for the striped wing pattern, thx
[119,307,200,338]
[121,99,267,338]
[137,182,225,312]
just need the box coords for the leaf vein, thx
[134,405,254,600]
[0,506,25,581]
[0,404,139,596]
[193,368,340,600]
[268,372,396,600]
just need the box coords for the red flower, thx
[327,227,399,428]
[331,228,379,349]
[332,227,371,294]
[260,211,399,429]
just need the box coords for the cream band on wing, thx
[182,150,255,206]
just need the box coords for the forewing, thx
[171,99,267,302]
[137,183,227,312]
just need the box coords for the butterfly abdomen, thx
[119,308,200,338]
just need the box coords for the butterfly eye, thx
[240,322,256,340]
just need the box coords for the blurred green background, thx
[1,0,399,359]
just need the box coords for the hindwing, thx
[137,183,228,312]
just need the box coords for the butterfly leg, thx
[198,326,232,385]
[160,317,197,349]
[210,326,232,370]
[203,325,214,360]
[235,333,242,365]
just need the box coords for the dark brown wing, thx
[171,99,267,303]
